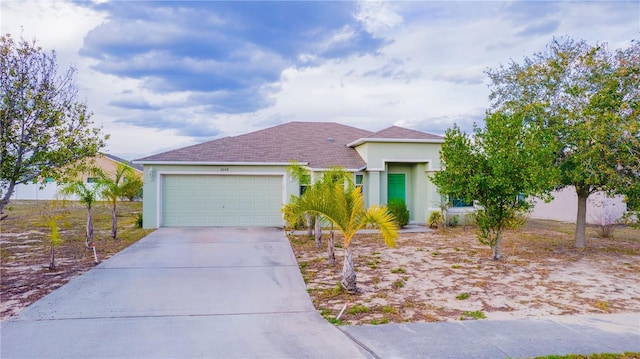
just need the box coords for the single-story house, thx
[134,121,446,228]
[10,153,143,201]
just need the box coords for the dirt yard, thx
[0,200,153,320]
[289,220,640,325]
[2,201,639,327]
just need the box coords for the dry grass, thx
[289,221,640,325]
[0,200,154,319]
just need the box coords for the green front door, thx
[387,174,406,202]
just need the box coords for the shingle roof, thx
[135,122,442,170]
[103,153,143,172]
[368,126,444,140]
[136,122,373,169]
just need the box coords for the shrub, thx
[282,202,306,229]
[387,199,410,228]
[428,211,443,229]
[135,212,143,228]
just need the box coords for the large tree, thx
[487,37,640,248]
[432,112,557,260]
[285,181,398,293]
[0,34,106,215]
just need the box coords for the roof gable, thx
[347,126,444,147]
[368,126,444,140]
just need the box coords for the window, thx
[355,174,363,193]
[450,196,473,207]
[86,177,96,183]
[45,177,54,183]
[299,174,311,195]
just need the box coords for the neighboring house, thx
[530,187,628,225]
[135,121,445,228]
[10,153,143,201]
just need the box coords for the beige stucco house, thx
[135,122,445,228]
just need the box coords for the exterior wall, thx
[355,142,443,225]
[10,154,143,201]
[142,164,292,228]
[10,182,61,200]
[80,155,143,181]
[530,187,628,224]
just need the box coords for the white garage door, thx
[161,175,283,227]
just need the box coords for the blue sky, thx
[2,1,638,159]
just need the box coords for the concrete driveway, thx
[1,228,371,358]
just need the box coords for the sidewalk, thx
[341,312,640,358]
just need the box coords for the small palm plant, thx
[40,200,63,270]
[99,164,135,239]
[286,180,398,293]
[47,218,61,270]
[59,179,103,248]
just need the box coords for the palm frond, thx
[364,205,399,248]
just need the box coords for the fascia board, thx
[132,161,308,166]
[347,138,445,147]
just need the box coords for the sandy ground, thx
[290,225,640,325]
[0,201,151,320]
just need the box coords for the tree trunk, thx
[341,245,357,293]
[314,215,322,249]
[492,228,502,260]
[327,229,336,266]
[0,181,17,217]
[575,186,590,248]
[111,203,117,239]
[86,207,94,248]
[306,213,313,237]
[48,244,56,271]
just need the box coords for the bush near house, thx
[387,199,410,228]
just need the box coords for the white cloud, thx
[355,1,403,38]
[1,1,106,68]
[2,0,637,159]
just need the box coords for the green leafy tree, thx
[285,180,398,293]
[119,172,143,201]
[59,179,104,248]
[0,34,107,216]
[99,163,136,239]
[432,112,557,260]
[487,37,640,248]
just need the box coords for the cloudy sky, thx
[2,1,638,160]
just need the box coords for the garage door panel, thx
[161,175,282,227]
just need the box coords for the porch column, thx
[368,170,381,206]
